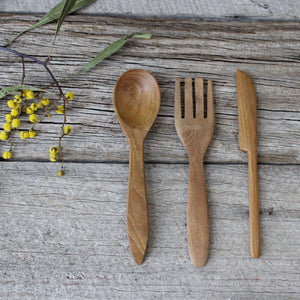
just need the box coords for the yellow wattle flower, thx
[12,118,21,128]
[14,95,22,103]
[22,89,34,100]
[64,125,72,135]
[56,105,65,114]
[6,114,12,123]
[11,107,20,117]
[3,151,12,159]
[0,131,8,141]
[50,146,59,154]
[41,98,50,106]
[3,122,12,131]
[50,156,57,162]
[26,108,34,115]
[37,103,43,109]
[7,100,16,108]
[19,131,25,140]
[30,103,38,111]
[29,114,38,123]
[29,129,36,138]
[66,92,74,100]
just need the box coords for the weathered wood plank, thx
[1,0,299,20]
[0,15,299,164]
[0,162,299,298]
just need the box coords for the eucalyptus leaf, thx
[0,86,54,100]
[54,0,76,43]
[9,0,96,44]
[75,32,152,75]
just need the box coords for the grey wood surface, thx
[0,15,299,164]
[0,11,300,300]
[1,0,300,20]
[1,162,299,299]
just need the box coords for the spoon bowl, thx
[113,69,160,265]
[114,69,160,130]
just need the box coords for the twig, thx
[58,97,67,169]
[8,132,13,152]
[21,57,25,85]
[0,46,66,98]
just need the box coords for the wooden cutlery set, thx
[113,69,260,267]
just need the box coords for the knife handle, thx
[248,151,260,258]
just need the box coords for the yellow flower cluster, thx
[1,90,41,157]
[20,129,36,140]
[55,92,74,114]
[2,90,53,140]
[1,97,22,144]
[24,96,51,123]
[22,89,34,100]
[49,146,59,162]
[1,90,75,176]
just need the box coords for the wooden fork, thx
[174,78,215,267]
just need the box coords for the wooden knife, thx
[236,70,260,258]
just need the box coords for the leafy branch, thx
[7,0,96,46]
[0,0,152,175]
[0,46,65,97]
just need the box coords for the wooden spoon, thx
[113,69,160,264]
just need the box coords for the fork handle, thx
[187,158,209,267]
[127,138,148,265]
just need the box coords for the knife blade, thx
[237,69,260,258]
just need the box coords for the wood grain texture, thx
[1,0,299,20]
[0,162,299,298]
[113,69,161,264]
[0,15,299,164]
[0,14,300,298]
[237,70,260,258]
[175,78,215,267]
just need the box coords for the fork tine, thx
[207,79,214,119]
[195,78,204,119]
[174,78,181,119]
[185,78,193,118]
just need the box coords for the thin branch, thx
[0,46,65,98]
[21,57,25,85]
[58,96,67,169]
[8,132,13,152]
[0,46,42,63]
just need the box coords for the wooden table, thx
[0,1,299,298]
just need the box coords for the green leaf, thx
[9,0,96,44]
[49,0,76,56]
[0,86,54,100]
[75,32,152,75]
[54,0,76,43]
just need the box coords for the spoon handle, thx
[127,138,148,265]
[187,158,209,267]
